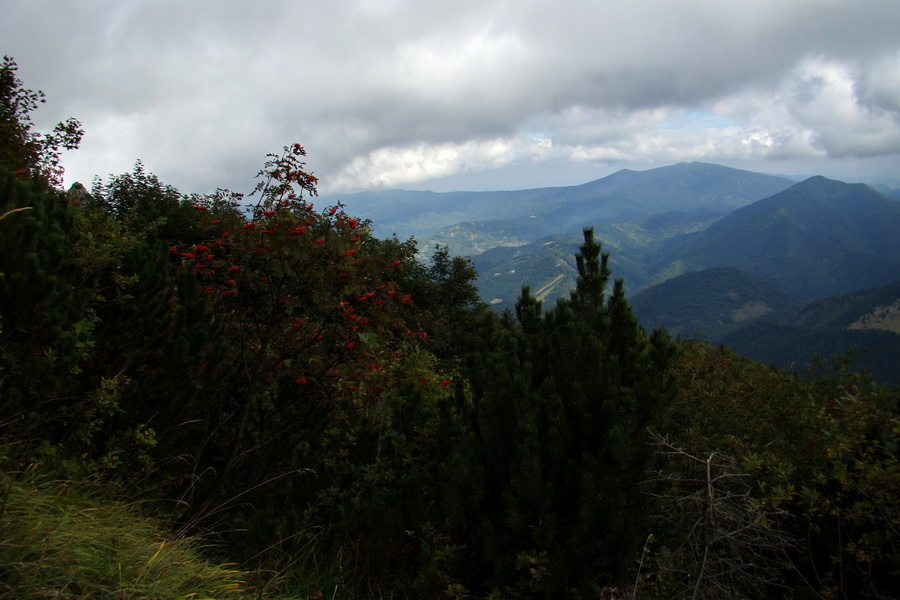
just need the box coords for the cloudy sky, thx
[5,0,900,195]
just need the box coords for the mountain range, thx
[326,162,900,382]
[327,162,794,241]
[649,176,900,300]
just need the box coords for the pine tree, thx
[447,228,676,597]
[0,169,81,422]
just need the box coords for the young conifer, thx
[451,227,676,597]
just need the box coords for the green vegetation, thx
[631,267,802,340]
[2,56,898,599]
[0,462,249,599]
[717,280,900,384]
[649,343,900,600]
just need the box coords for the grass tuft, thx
[0,468,250,599]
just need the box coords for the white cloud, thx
[331,136,555,190]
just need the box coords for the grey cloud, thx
[859,53,900,115]
[3,0,900,193]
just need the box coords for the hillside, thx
[420,206,722,258]
[721,279,900,383]
[630,267,801,340]
[468,212,712,312]
[473,233,583,312]
[648,177,900,300]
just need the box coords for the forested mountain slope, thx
[721,279,900,384]
[649,176,900,300]
[630,267,802,340]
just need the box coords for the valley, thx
[326,162,900,382]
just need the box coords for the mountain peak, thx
[660,176,900,300]
[765,175,889,208]
[793,174,881,192]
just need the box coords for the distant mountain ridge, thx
[326,162,794,240]
[649,176,900,300]
[466,176,900,309]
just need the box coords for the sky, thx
[4,0,900,195]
